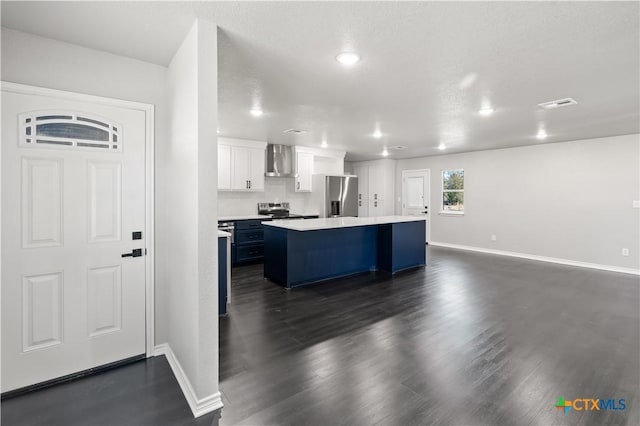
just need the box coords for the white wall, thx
[218,178,312,216]
[166,19,220,407]
[2,25,222,413]
[344,161,354,174]
[395,134,640,271]
[0,27,173,345]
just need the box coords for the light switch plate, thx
[633,200,640,208]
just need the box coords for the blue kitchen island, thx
[263,216,426,288]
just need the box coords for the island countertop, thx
[261,215,425,231]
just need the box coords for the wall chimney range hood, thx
[265,144,297,177]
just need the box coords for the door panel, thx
[87,161,121,243]
[22,271,64,352]
[87,265,122,337]
[2,89,147,392]
[21,158,64,248]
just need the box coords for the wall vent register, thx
[19,112,122,151]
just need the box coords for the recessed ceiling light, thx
[381,149,389,157]
[438,143,446,150]
[478,107,495,116]
[283,129,308,134]
[336,52,361,66]
[250,108,263,117]
[373,130,382,139]
[321,140,328,148]
[536,129,548,140]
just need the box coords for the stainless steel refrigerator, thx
[310,175,359,217]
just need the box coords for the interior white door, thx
[1,89,147,392]
[402,169,430,242]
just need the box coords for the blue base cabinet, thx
[234,219,268,265]
[264,220,426,288]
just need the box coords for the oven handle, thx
[218,224,235,244]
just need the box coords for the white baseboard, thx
[429,241,640,276]
[154,343,223,417]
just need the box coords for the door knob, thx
[122,248,143,258]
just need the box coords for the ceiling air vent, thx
[282,129,308,134]
[538,98,578,109]
[390,145,407,150]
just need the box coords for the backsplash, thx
[218,177,313,216]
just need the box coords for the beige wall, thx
[395,134,640,271]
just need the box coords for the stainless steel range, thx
[257,202,312,219]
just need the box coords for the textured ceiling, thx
[2,1,639,160]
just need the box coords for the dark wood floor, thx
[3,246,639,425]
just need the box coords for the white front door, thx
[402,169,430,243]
[1,87,147,392]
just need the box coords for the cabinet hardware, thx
[374,194,378,200]
[359,201,362,206]
[297,181,300,190]
[249,180,252,189]
[374,201,378,207]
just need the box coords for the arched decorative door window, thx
[20,111,122,151]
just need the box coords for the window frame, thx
[440,168,465,216]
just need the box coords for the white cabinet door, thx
[248,147,265,191]
[296,152,314,192]
[369,164,385,217]
[218,144,231,190]
[231,146,250,190]
[354,164,369,217]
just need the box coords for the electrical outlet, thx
[622,248,629,257]
[491,234,497,241]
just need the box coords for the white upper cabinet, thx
[218,138,267,191]
[248,147,265,191]
[353,164,369,217]
[352,159,396,217]
[218,144,231,190]
[295,151,314,192]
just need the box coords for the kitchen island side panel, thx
[263,226,289,285]
[377,220,426,273]
[285,226,378,288]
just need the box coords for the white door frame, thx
[0,81,156,357]
[402,168,431,243]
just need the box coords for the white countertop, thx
[218,230,231,237]
[262,216,426,231]
[218,215,271,222]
